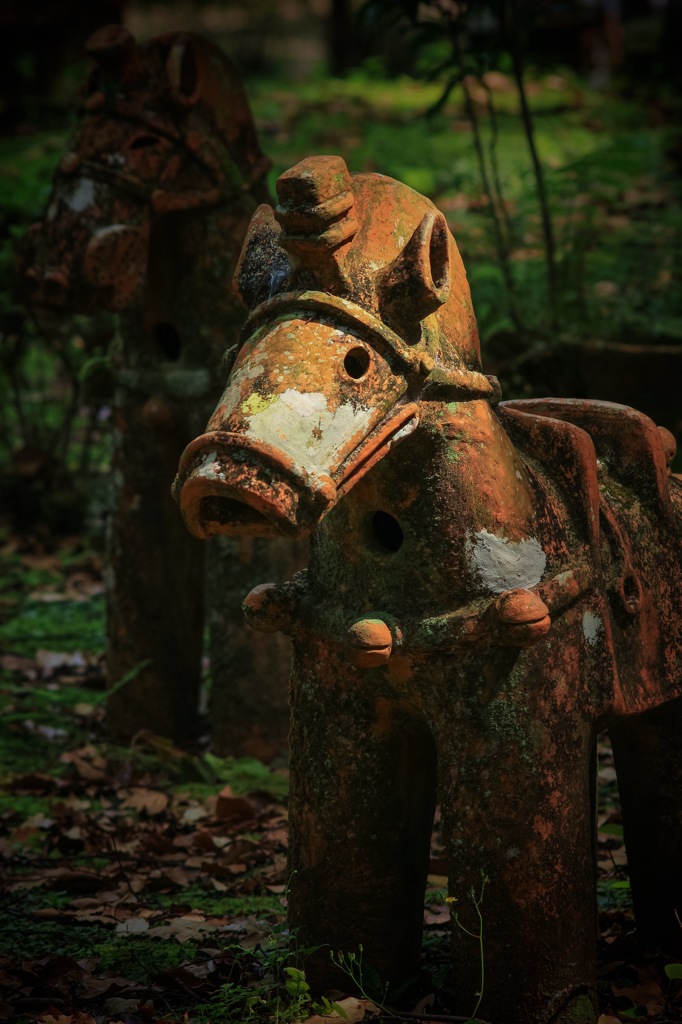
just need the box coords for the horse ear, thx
[85,25,136,77]
[233,204,290,310]
[376,211,451,333]
[166,39,201,105]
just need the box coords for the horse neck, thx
[309,398,543,615]
[415,397,538,541]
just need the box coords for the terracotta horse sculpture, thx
[174,155,682,1023]
[23,25,300,753]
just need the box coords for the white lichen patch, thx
[465,528,546,593]
[65,178,95,212]
[244,388,372,470]
[582,611,603,648]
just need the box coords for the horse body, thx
[175,155,682,1022]
[22,25,302,753]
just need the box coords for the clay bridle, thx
[227,289,502,404]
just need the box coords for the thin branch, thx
[450,26,523,334]
[503,0,557,326]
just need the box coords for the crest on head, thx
[234,155,495,397]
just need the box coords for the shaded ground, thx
[2,530,682,1023]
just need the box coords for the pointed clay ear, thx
[167,40,201,105]
[377,211,451,335]
[233,204,291,310]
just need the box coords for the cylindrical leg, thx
[429,654,599,1024]
[206,535,307,759]
[106,399,203,743]
[288,639,437,993]
[610,698,682,956]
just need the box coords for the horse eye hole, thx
[131,134,160,150]
[344,346,370,380]
[371,510,404,553]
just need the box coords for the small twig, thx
[503,0,557,326]
[108,833,139,902]
[450,28,522,335]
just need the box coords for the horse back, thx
[499,397,682,715]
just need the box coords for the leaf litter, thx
[2,539,682,1022]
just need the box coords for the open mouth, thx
[173,432,337,539]
[174,402,419,539]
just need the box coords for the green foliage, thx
[193,938,322,1024]
[93,934,199,982]
[447,871,489,1021]
[0,134,65,226]
[596,877,632,912]
[1,66,680,525]
[248,71,682,352]
[196,753,289,800]
[0,595,106,657]
[0,132,113,534]
[154,887,284,918]
[330,944,390,1011]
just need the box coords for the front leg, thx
[427,644,599,1024]
[287,635,437,994]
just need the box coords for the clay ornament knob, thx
[346,617,393,669]
[243,583,291,635]
[492,589,551,648]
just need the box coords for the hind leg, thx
[611,697,682,955]
[429,654,600,1024]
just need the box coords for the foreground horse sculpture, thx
[23,25,299,752]
[174,155,682,1023]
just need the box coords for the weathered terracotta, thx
[22,25,302,752]
[175,155,682,1023]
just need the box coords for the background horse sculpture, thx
[23,25,302,753]
[174,154,682,1024]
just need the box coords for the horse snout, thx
[173,431,336,540]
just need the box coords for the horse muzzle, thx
[174,399,419,539]
[173,430,338,538]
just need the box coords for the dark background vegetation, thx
[0,1,681,1022]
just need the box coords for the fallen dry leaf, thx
[215,785,256,822]
[120,788,169,815]
[424,906,450,926]
[115,916,150,934]
[303,996,378,1023]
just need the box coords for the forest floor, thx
[1,529,680,1024]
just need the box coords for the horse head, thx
[174,154,500,538]
[22,24,269,315]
